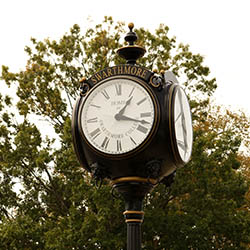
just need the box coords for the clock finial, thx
[128,22,134,30]
[117,22,146,65]
[125,23,137,46]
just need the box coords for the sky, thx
[0,0,249,115]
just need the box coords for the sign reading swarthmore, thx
[90,64,152,84]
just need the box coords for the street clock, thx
[72,64,193,181]
[71,22,193,250]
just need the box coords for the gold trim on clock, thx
[111,176,158,185]
[123,210,144,215]
[125,219,143,223]
[149,75,161,88]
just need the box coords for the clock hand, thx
[115,114,150,124]
[117,96,133,115]
[175,112,182,123]
[177,140,186,151]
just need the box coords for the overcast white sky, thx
[0,0,249,115]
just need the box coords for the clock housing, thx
[72,65,193,181]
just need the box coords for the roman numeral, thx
[130,136,137,145]
[137,97,147,106]
[137,125,148,134]
[101,137,110,149]
[87,117,98,123]
[90,104,101,108]
[175,112,182,123]
[115,84,122,96]
[117,139,122,152]
[140,112,151,118]
[101,89,110,100]
[90,128,101,139]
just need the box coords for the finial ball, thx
[128,22,134,31]
[79,77,86,83]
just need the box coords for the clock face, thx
[170,86,193,164]
[79,76,159,156]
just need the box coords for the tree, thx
[0,16,249,249]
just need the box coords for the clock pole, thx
[112,178,155,250]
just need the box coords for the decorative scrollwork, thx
[149,75,163,90]
[90,162,111,188]
[80,83,90,96]
[145,159,162,184]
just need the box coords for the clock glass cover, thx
[79,77,158,156]
[172,86,193,163]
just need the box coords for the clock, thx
[78,76,160,157]
[169,84,193,165]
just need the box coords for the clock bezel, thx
[72,96,90,170]
[78,75,160,159]
[168,84,193,165]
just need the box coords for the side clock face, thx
[169,85,193,164]
[79,76,159,156]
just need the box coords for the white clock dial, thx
[173,87,193,163]
[79,77,157,155]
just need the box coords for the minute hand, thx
[115,114,150,124]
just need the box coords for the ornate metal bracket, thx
[116,23,146,65]
[149,75,164,90]
[79,77,91,96]
[90,162,111,186]
[145,159,162,184]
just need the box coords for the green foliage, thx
[0,16,249,249]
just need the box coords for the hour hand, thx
[117,96,133,115]
[115,114,150,124]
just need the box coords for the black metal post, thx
[127,221,142,250]
[124,208,144,250]
[113,179,154,250]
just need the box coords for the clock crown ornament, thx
[117,23,146,65]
